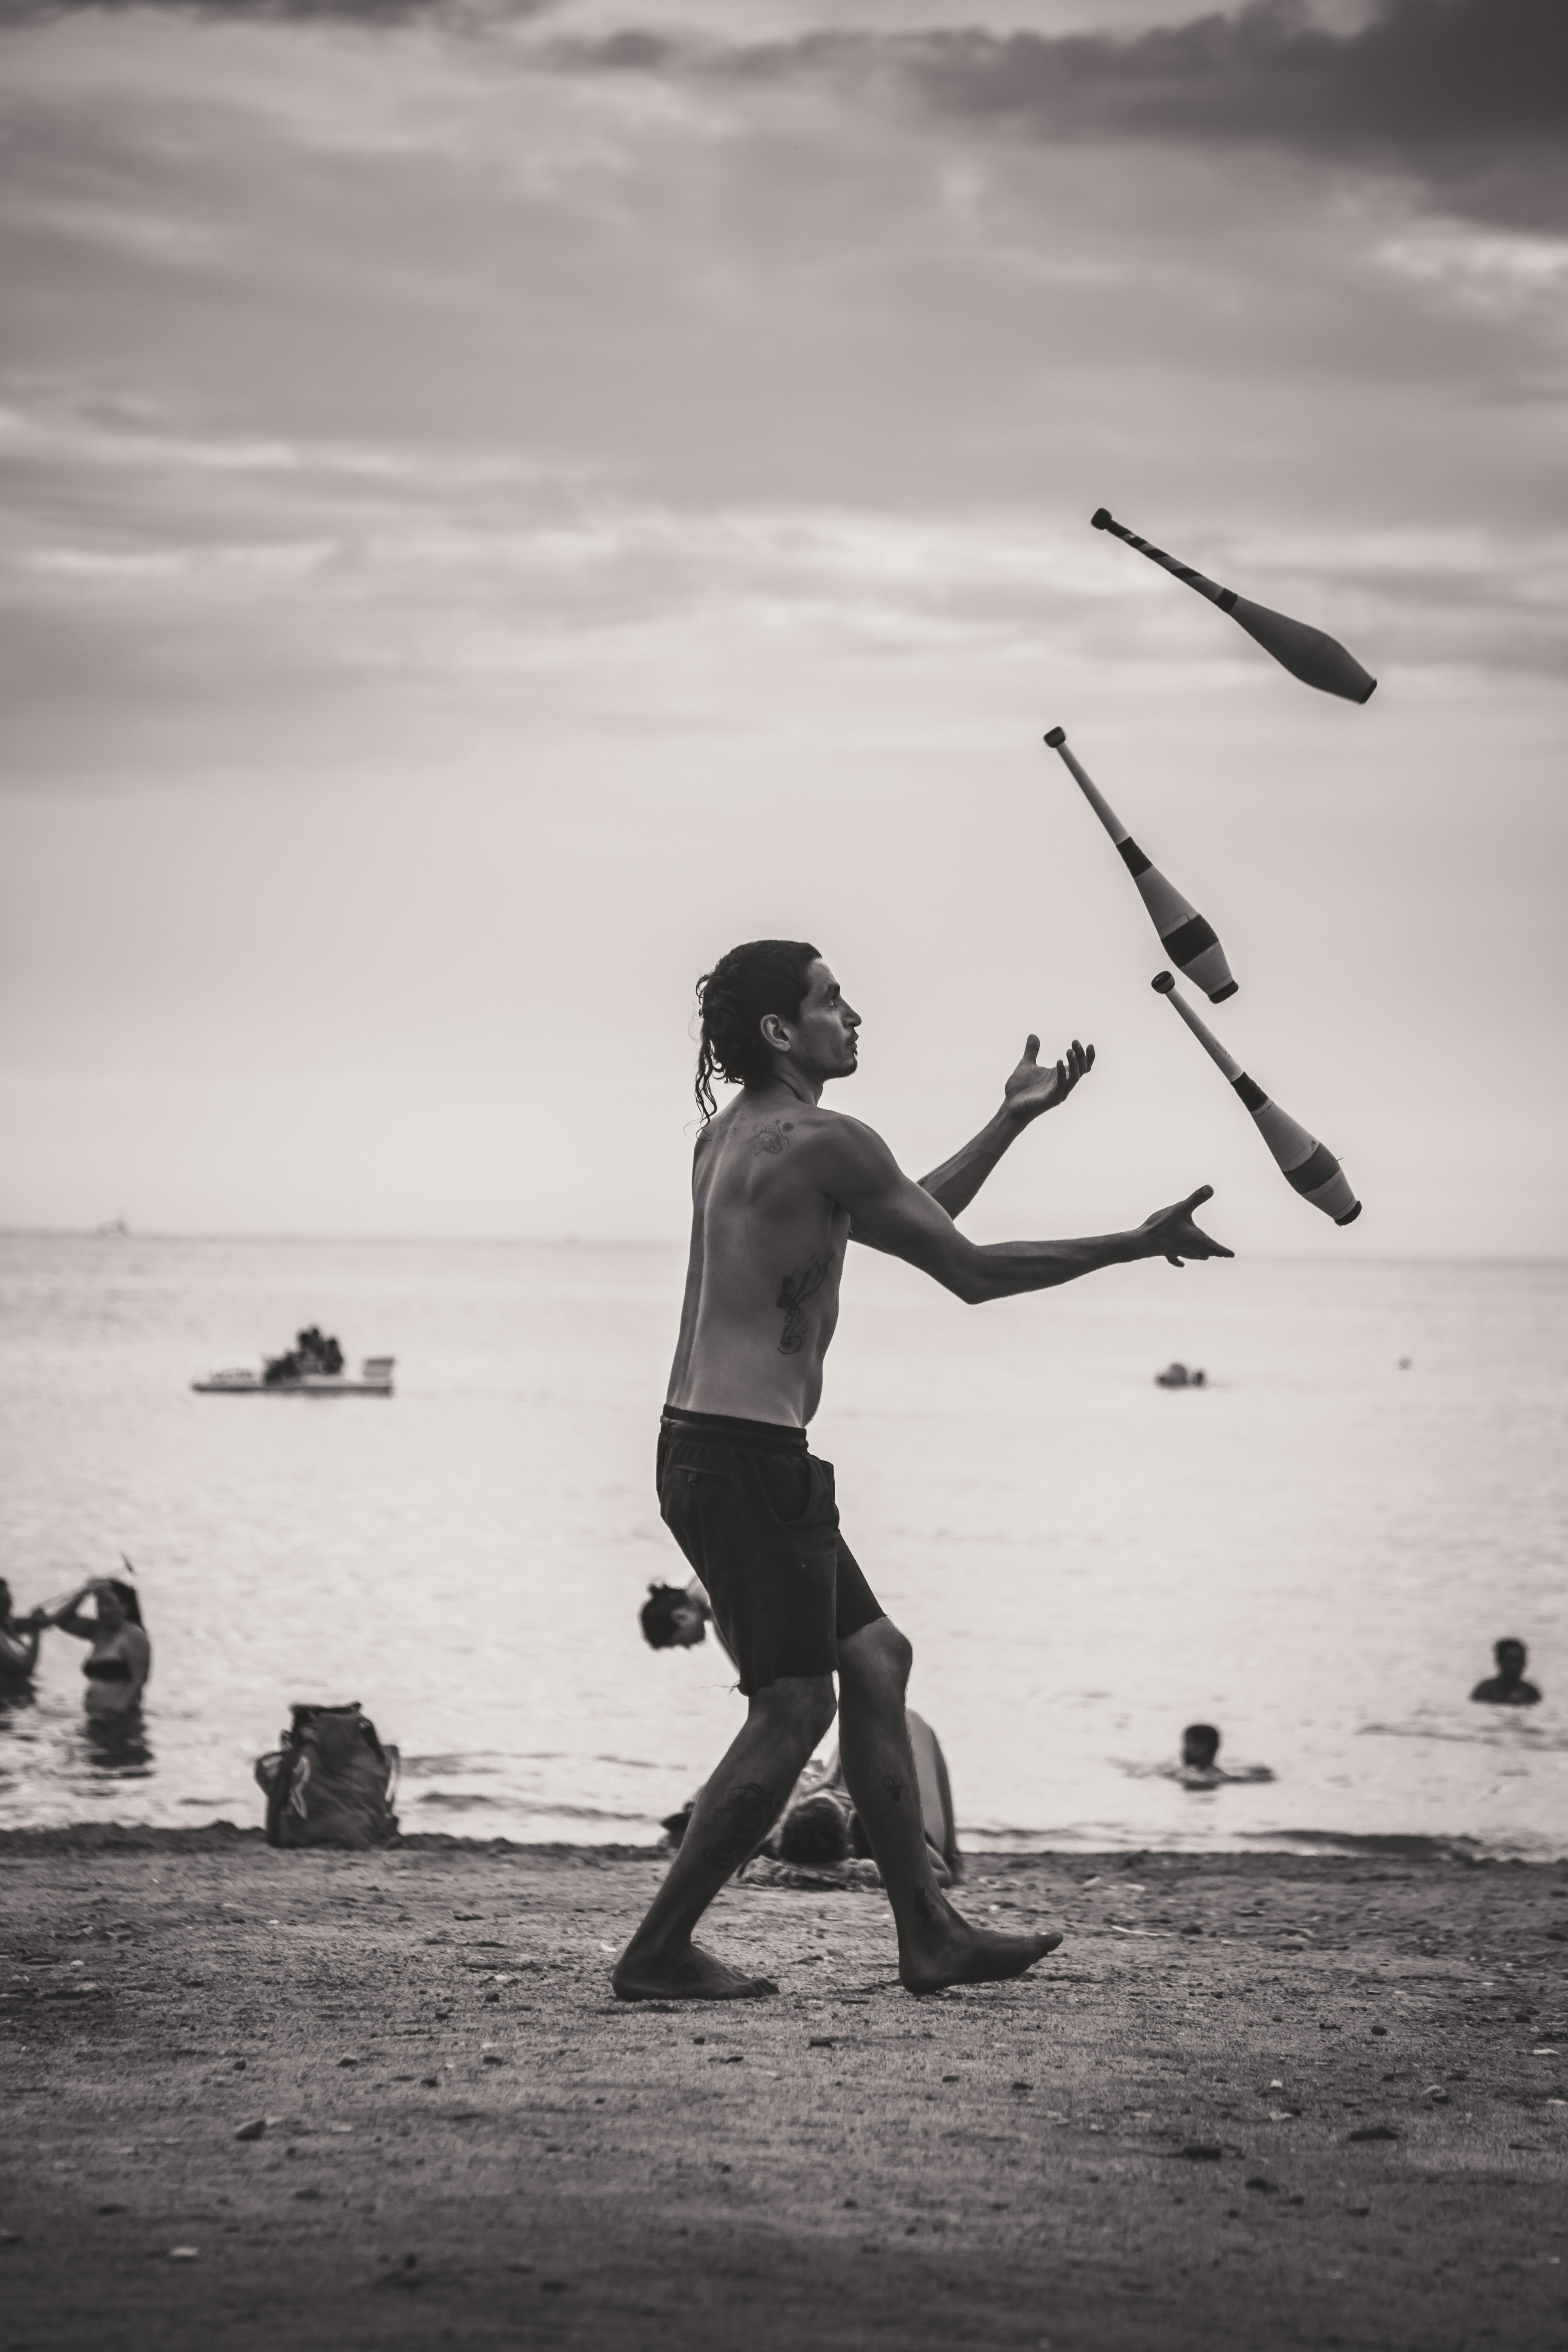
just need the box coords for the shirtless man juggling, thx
[613,938,1231,2004]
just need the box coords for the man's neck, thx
[748,1070,824,1112]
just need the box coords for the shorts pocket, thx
[758,1451,826,1529]
[658,1441,732,1519]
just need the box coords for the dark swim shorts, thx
[657,1406,885,1697]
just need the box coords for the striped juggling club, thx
[1091,508,1376,706]
[1152,971,1361,1226]
[1044,727,1236,1003]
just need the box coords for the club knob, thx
[1152,971,1176,994]
[1090,508,1113,530]
[1043,726,1066,748]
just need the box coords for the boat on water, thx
[193,1326,394,1396]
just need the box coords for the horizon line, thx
[2,1226,1567,1268]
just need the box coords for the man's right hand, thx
[1135,1186,1234,1268]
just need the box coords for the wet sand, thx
[2,1830,1565,2350]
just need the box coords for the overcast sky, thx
[2,0,1564,1251]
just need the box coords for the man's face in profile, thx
[781,961,860,1084]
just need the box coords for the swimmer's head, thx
[640,1583,706,1651]
[1494,1638,1527,1675]
[777,1792,853,1868]
[1181,1723,1221,1770]
[95,1578,141,1629]
[693,939,824,1120]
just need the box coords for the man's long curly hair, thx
[693,939,819,1121]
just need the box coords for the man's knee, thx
[840,1616,913,1698]
[750,1674,837,1752]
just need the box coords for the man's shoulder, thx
[783,1105,891,1158]
[707,1096,892,1157]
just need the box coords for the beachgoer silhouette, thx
[612,937,1229,2004]
[0,1578,43,1684]
[46,1578,150,1716]
[1470,1638,1541,1708]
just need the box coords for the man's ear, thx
[759,1013,792,1053]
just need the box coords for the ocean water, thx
[0,1234,1563,1861]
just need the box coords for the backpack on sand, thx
[254,1702,400,1850]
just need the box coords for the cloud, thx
[897,1,1568,229]
[6,1,1563,226]
[557,0,1568,230]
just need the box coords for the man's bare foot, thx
[611,1940,780,2003]
[900,1923,1063,1997]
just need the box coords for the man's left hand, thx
[1003,1034,1095,1126]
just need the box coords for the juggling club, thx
[1152,971,1360,1224]
[1091,508,1376,705]
[1044,726,1236,1002]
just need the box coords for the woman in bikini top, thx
[47,1578,151,1715]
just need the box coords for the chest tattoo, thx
[750,1119,796,1157]
[775,1252,833,1356]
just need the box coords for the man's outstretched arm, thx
[852,1036,1094,1253]
[819,1115,1231,1302]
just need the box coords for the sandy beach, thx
[2,1831,1565,2351]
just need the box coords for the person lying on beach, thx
[769,1710,961,1883]
[614,936,1229,2003]
[663,1708,963,1887]
[1470,1638,1541,1708]
[45,1578,150,1715]
[0,1578,43,1684]
[1173,1723,1274,1788]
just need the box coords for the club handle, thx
[1152,970,1243,1082]
[1092,508,1231,609]
[1042,726,1127,845]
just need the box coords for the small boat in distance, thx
[193,1326,394,1396]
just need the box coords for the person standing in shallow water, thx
[613,937,1232,2004]
[46,1578,150,1717]
[0,1579,43,1687]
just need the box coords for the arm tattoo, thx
[750,1119,795,1157]
[776,1252,832,1356]
[696,1779,788,1875]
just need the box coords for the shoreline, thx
[3,1839,1565,2349]
[1,1819,1556,1866]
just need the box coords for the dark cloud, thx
[871,0,1568,227]
[577,0,1568,230]
[3,0,1561,226]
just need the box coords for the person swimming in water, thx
[1470,1638,1541,1708]
[0,1578,43,1687]
[1175,1723,1273,1787]
[46,1578,151,1715]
